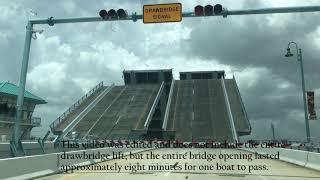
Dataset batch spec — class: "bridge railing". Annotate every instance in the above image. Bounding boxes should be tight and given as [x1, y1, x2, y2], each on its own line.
[144, 81, 165, 129]
[233, 75, 252, 132]
[221, 77, 238, 142]
[49, 81, 104, 131]
[244, 138, 320, 152]
[162, 79, 175, 130]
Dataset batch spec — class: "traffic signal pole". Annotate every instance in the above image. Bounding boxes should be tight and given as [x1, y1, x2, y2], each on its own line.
[12, 5, 320, 155]
[30, 5, 320, 25]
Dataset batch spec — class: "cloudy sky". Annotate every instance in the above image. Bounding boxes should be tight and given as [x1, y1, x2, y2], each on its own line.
[0, 0, 319, 142]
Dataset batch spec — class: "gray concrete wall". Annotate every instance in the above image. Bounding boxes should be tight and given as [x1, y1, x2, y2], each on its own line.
[0, 142, 59, 159]
[0, 145, 147, 179]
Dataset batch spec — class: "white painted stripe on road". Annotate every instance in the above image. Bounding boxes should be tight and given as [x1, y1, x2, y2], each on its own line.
[59, 84, 115, 140]
[115, 115, 122, 125]
[192, 112, 194, 121]
[84, 86, 127, 138]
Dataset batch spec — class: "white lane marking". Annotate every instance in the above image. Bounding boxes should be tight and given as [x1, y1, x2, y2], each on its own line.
[192, 112, 194, 121]
[84, 86, 127, 138]
[129, 95, 135, 103]
[115, 115, 122, 125]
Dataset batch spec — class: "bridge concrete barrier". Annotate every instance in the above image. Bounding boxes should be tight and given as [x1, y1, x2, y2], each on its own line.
[0, 141, 118, 159]
[0, 151, 58, 180]
[0, 142, 59, 159]
[306, 151, 320, 170]
[240, 147, 320, 171]
[278, 148, 309, 167]
[0, 146, 150, 180]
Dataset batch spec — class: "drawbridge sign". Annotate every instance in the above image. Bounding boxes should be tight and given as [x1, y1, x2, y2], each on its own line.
[143, 3, 182, 23]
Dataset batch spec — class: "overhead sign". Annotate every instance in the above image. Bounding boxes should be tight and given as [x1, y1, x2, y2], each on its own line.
[143, 3, 182, 23]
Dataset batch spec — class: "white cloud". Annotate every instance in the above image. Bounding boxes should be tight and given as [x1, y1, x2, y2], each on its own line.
[0, 33, 9, 47]
[234, 67, 268, 89]
[78, 41, 142, 72]
[72, 77, 100, 93]
[277, 81, 291, 89]
[146, 25, 191, 46]
[27, 61, 67, 93]
[262, 0, 320, 7]
[62, 1, 76, 15]
[308, 26, 320, 49]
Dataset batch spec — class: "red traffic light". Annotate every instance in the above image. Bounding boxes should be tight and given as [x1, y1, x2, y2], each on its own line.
[204, 5, 213, 16]
[99, 9, 108, 19]
[214, 4, 223, 14]
[117, 9, 127, 19]
[195, 5, 204, 16]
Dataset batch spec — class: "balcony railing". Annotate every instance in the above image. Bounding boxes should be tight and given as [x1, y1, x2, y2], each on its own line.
[0, 115, 15, 122]
[0, 115, 41, 126]
[31, 117, 41, 125]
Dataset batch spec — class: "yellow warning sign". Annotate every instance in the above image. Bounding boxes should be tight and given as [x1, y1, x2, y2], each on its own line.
[143, 3, 182, 23]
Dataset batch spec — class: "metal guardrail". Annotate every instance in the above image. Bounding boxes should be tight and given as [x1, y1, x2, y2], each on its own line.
[60, 84, 115, 140]
[162, 79, 175, 130]
[144, 82, 165, 129]
[248, 138, 320, 152]
[221, 77, 238, 142]
[49, 81, 104, 130]
[0, 116, 41, 126]
[0, 116, 15, 122]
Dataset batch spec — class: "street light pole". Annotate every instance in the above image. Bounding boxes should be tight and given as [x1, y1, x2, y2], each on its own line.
[298, 48, 311, 144]
[285, 42, 311, 143]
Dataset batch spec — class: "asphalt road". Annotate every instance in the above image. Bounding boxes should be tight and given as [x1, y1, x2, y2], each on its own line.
[37, 148, 320, 180]
[70, 84, 159, 139]
[167, 79, 233, 142]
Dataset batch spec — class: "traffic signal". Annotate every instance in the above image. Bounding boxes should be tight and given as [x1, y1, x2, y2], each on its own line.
[108, 9, 117, 19]
[214, 4, 223, 14]
[99, 8, 128, 20]
[204, 5, 213, 16]
[99, 9, 108, 19]
[117, 9, 128, 19]
[194, 4, 225, 16]
[194, 5, 204, 16]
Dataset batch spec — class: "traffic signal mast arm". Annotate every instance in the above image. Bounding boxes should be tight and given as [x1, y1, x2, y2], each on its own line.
[30, 5, 320, 25]
[11, 4, 320, 156]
